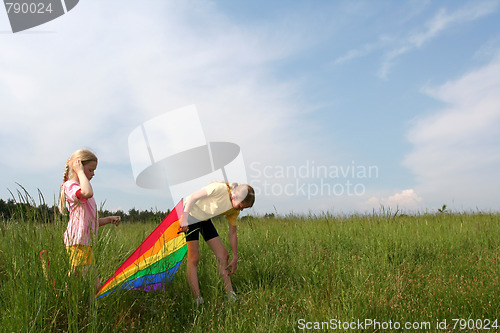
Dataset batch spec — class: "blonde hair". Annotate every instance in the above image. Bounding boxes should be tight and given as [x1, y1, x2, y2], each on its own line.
[58, 149, 98, 214]
[239, 184, 255, 208]
[228, 182, 255, 208]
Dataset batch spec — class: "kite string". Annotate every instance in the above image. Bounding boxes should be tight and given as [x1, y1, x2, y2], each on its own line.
[39, 250, 56, 291]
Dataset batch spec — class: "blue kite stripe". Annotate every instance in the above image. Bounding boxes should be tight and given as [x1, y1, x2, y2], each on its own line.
[95, 261, 182, 299]
[121, 261, 182, 290]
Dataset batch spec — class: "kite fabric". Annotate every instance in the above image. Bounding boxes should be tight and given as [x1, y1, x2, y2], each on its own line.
[96, 200, 187, 299]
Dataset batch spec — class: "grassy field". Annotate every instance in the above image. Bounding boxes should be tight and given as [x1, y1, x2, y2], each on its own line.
[0, 207, 498, 332]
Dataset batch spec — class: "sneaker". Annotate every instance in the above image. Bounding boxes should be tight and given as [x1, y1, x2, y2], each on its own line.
[193, 297, 204, 307]
[227, 291, 239, 302]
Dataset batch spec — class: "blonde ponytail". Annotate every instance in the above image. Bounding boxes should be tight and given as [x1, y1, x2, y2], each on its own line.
[58, 162, 70, 214]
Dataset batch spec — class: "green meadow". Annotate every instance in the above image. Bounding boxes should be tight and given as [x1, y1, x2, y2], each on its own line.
[0, 200, 498, 332]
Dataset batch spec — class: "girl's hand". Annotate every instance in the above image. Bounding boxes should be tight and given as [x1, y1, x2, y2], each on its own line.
[111, 216, 121, 226]
[226, 256, 238, 275]
[178, 213, 188, 233]
[71, 159, 85, 174]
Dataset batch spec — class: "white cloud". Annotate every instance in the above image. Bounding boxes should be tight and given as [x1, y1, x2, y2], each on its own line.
[363, 189, 424, 212]
[413, 0, 498, 47]
[333, 40, 381, 66]
[404, 53, 500, 210]
[379, 0, 499, 78]
[0, 0, 327, 210]
[331, 1, 499, 79]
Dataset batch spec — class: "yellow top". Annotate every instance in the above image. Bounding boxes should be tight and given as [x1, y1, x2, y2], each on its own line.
[188, 182, 240, 226]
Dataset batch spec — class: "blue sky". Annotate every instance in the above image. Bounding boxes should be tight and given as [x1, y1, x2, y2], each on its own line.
[1, 0, 500, 215]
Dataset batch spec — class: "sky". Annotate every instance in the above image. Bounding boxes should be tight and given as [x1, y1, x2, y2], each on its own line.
[1, 0, 500, 215]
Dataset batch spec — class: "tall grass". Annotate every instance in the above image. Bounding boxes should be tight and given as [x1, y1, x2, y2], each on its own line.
[0, 202, 498, 332]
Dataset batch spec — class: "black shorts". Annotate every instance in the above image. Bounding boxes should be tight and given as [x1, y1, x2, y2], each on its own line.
[185, 219, 219, 242]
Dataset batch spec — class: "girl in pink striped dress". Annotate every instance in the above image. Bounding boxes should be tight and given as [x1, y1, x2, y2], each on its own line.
[59, 149, 121, 278]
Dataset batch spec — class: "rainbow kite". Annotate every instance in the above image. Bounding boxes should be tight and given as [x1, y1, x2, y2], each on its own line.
[96, 200, 187, 299]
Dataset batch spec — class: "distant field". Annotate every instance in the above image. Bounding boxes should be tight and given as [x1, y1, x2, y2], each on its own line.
[0, 210, 498, 332]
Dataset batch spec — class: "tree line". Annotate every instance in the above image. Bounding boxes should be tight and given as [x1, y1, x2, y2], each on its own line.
[0, 198, 170, 224]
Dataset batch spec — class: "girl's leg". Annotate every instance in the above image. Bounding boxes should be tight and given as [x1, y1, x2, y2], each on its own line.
[206, 236, 233, 294]
[186, 240, 201, 299]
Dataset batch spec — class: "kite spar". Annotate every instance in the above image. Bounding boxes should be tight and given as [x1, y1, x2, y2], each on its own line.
[96, 200, 187, 299]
